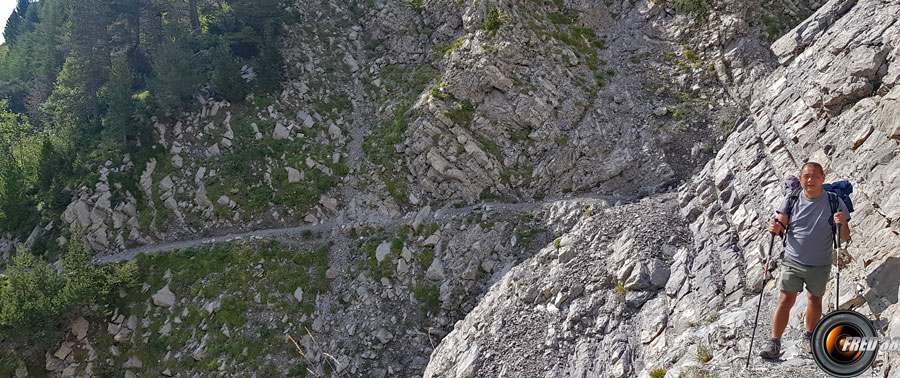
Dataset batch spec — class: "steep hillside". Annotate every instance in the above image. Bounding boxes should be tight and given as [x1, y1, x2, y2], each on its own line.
[2, 0, 879, 376]
[424, 0, 900, 377]
[7, 0, 760, 257]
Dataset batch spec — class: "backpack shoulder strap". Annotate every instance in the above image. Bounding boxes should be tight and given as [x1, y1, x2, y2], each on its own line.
[785, 189, 801, 219]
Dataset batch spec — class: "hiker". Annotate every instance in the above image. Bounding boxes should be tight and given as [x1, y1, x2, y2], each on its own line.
[759, 162, 851, 359]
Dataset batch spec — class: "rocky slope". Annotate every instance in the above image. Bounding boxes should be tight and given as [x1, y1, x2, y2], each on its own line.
[39, 0, 759, 256]
[10, 0, 896, 376]
[424, 0, 900, 376]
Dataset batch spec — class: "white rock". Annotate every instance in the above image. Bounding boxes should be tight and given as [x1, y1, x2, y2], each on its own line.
[159, 175, 175, 193]
[375, 328, 393, 344]
[72, 317, 89, 340]
[401, 247, 413, 261]
[152, 285, 176, 307]
[54, 343, 73, 360]
[423, 234, 440, 246]
[206, 143, 221, 157]
[329, 123, 343, 139]
[293, 287, 304, 302]
[375, 241, 392, 262]
[425, 259, 445, 281]
[204, 300, 221, 314]
[286, 167, 302, 183]
[123, 356, 142, 369]
[320, 196, 338, 211]
[273, 123, 290, 140]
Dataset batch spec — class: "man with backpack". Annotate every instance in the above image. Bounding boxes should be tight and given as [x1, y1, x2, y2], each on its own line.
[759, 162, 852, 360]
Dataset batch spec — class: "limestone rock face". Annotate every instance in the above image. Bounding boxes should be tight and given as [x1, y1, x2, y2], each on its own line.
[38, 0, 900, 377]
[425, 1, 900, 377]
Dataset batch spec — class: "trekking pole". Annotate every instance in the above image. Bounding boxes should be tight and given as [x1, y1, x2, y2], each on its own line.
[747, 229, 778, 369]
[834, 222, 841, 311]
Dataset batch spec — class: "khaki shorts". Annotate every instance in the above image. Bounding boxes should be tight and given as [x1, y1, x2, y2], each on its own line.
[777, 258, 832, 297]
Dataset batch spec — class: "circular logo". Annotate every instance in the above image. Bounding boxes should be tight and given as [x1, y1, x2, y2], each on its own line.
[811, 310, 877, 377]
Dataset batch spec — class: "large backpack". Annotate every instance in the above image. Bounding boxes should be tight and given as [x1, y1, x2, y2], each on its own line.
[778, 175, 854, 262]
[781, 176, 854, 226]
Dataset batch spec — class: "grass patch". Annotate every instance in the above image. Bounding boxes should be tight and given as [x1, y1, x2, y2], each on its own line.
[444, 101, 476, 127]
[404, 0, 425, 11]
[674, 0, 711, 21]
[474, 135, 502, 161]
[355, 240, 397, 280]
[510, 129, 531, 143]
[412, 284, 440, 313]
[548, 12, 573, 24]
[697, 343, 713, 363]
[418, 247, 435, 271]
[439, 36, 465, 57]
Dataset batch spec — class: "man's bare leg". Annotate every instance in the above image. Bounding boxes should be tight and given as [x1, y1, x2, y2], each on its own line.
[772, 291, 798, 338]
[806, 292, 823, 333]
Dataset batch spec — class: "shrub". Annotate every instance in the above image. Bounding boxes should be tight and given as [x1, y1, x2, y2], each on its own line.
[444, 101, 475, 127]
[0, 240, 135, 347]
[484, 5, 504, 34]
[412, 284, 440, 313]
[650, 369, 667, 378]
[405, 0, 425, 11]
[696, 344, 713, 363]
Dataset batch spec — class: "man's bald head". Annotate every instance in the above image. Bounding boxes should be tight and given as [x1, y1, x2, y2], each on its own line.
[801, 162, 825, 177]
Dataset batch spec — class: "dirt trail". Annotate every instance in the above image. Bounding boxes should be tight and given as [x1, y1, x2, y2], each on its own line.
[92, 193, 626, 264]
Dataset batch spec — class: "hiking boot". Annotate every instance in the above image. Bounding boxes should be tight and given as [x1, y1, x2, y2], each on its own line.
[760, 337, 782, 360]
[802, 331, 813, 354]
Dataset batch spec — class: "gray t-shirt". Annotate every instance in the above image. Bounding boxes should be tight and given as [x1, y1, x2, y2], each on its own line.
[777, 191, 851, 267]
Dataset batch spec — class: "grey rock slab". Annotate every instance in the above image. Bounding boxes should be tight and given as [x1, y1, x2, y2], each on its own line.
[152, 285, 176, 307]
[375, 241, 392, 262]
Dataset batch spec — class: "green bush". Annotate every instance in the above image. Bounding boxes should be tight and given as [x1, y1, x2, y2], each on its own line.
[412, 284, 440, 313]
[484, 5, 504, 34]
[650, 369, 667, 378]
[210, 38, 250, 102]
[444, 101, 475, 127]
[405, 0, 425, 11]
[0, 240, 135, 347]
[674, 0, 711, 20]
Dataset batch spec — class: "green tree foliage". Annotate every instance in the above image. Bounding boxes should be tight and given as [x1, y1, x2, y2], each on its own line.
[148, 26, 202, 113]
[2, 0, 31, 45]
[0, 240, 135, 345]
[0, 0, 287, 240]
[254, 31, 285, 92]
[484, 5, 504, 34]
[0, 102, 39, 236]
[101, 54, 137, 146]
[209, 38, 248, 102]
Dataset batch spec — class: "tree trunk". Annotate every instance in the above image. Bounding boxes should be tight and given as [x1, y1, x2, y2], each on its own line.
[189, 0, 201, 34]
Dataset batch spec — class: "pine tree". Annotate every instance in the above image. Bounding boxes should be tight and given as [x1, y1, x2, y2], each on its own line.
[148, 27, 201, 113]
[101, 54, 136, 146]
[210, 38, 248, 102]
[2, 0, 31, 45]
